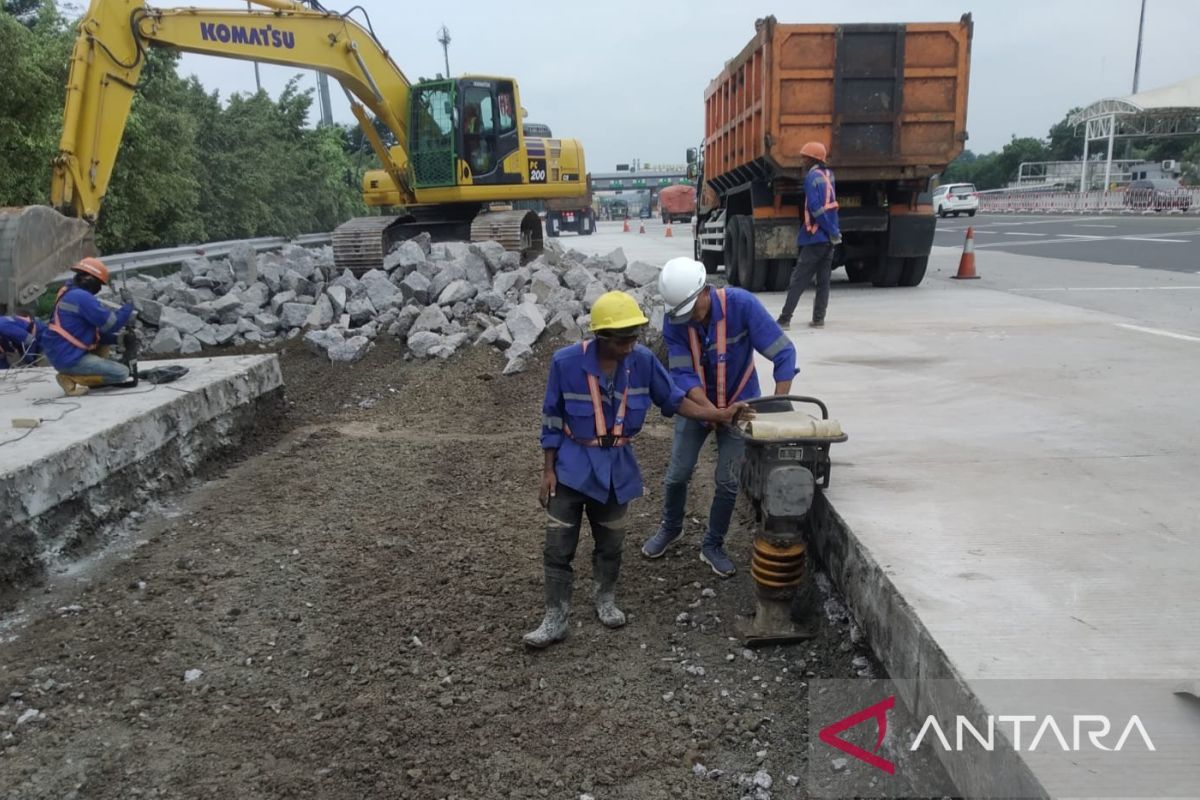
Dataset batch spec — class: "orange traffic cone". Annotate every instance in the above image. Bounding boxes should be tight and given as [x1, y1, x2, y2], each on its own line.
[623, 219, 630, 233]
[665, 223, 673, 238]
[952, 227, 979, 279]
[639, 222, 646, 234]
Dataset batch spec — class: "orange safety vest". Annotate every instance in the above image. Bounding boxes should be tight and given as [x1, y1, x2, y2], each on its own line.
[687, 288, 756, 409]
[803, 167, 839, 235]
[563, 339, 633, 448]
[48, 286, 100, 352]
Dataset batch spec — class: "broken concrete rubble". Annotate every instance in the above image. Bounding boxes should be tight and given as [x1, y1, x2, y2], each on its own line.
[133, 238, 665, 375]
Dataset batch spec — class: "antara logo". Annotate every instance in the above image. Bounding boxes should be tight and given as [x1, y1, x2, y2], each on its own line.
[820, 694, 1157, 775]
[912, 714, 1157, 753]
[199, 22, 295, 49]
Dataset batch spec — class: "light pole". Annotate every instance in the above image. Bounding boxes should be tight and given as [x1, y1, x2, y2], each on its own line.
[437, 25, 451, 79]
[1132, 0, 1147, 94]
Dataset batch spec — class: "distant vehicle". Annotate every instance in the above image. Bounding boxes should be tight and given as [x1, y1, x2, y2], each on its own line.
[659, 184, 696, 224]
[638, 206, 652, 219]
[933, 183, 979, 217]
[1124, 179, 1192, 212]
[544, 182, 595, 237]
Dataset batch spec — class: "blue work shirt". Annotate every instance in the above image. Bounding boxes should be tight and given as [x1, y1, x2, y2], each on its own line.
[541, 340, 686, 505]
[42, 286, 134, 369]
[0, 315, 45, 368]
[796, 165, 841, 247]
[664, 286, 797, 404]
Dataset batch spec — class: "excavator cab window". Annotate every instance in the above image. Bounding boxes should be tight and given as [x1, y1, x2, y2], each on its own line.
[457, 79, 521, 186]
[410, 81, 458, 188]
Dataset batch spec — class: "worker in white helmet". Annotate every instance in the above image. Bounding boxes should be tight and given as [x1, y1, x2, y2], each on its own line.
[641, 257, 798, 577]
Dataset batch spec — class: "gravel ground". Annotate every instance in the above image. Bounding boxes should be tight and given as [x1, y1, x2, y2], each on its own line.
[0, 337, 942, 800]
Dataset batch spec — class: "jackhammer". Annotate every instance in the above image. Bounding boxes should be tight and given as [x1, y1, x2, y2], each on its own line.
[733, 395, 848, 646]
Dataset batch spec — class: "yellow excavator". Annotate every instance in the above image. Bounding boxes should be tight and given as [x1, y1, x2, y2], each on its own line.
[0, 0, 588, 312]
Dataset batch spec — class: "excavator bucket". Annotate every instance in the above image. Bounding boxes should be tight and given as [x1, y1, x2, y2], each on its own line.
[0, 206, 95, 313]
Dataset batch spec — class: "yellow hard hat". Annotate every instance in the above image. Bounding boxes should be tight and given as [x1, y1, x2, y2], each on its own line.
[590, 291, 650, 334]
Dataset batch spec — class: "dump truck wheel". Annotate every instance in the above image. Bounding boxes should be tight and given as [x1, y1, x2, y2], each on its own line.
[899, 256, 928, 287]
[768, 258, 791, 292]
[724, 216, 742, 286]
[872, 256, 904, 287]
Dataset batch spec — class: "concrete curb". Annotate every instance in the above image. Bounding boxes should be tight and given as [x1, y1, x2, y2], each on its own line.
[807, 493, 1048, 798]
[0, 357, 283, 600]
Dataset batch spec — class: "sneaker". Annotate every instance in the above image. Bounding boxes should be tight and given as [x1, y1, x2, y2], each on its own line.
[809, 320, 825, 328]
[641, 526, 684, 558]
[700, 545, 736, 578]
[775, 316, 791, 330]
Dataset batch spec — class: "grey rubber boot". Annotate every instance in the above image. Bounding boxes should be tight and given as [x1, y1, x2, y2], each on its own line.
[594, 580, 626, 628]
[522, 578, 571, 649]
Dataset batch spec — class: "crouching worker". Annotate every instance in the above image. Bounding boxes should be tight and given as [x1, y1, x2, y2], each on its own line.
[524, 291, 751, 649]
[0, 313, 46, 368]
[43, 258, 136, 396]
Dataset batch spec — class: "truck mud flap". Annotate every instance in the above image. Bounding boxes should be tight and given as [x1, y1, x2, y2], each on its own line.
[750, 219, 801, 260]
[887, 214, 936, 258]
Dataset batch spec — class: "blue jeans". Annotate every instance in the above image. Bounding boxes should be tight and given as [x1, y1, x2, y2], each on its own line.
[659, 417, 746, 548]
[58, 353, 130, 385]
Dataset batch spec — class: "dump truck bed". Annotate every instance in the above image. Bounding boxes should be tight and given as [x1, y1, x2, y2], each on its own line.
[703, 16, 972, 186]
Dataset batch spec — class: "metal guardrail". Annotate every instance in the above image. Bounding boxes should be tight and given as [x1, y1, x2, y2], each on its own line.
[979, 188, 1199, 215]
[55, 232, 333, 282]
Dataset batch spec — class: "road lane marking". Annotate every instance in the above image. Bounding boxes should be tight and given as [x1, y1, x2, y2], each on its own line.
[1076, 224, 1118, 228]
[1116, 323, 1200, 343]
[1120, 237, 1189, 243]
[1004, 232, 1046, 236]
[1015, 286, 1200, 291]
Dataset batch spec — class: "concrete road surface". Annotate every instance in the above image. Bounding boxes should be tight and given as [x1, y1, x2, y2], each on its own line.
[934, 213, 1200, 273]
[571, 221, 1200, 797]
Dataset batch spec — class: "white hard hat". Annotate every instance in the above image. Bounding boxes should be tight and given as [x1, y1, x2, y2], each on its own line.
[658, 257, 708, 323]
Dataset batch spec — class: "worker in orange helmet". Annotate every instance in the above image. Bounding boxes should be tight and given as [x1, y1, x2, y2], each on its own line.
[42, 257, 137, 396]
[777, 141, 841, 329]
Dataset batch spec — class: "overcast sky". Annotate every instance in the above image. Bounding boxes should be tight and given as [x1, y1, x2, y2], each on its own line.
[175, 0, 1197, 171]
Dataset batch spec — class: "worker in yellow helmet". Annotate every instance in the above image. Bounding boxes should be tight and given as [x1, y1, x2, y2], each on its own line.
[525, 291, 752, 648]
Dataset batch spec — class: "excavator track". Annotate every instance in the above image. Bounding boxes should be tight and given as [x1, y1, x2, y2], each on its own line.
[332, 208, 544, 275]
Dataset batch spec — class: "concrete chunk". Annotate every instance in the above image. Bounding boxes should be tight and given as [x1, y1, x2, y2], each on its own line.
[530, 268, 562, 303]
[493, 268, 529, 297]
[472, 241, 507, 273]
[132, 296, 163, 327]
[383, 239, 427, 276]
[149, 327, 182, 354]
[229, 242, 259, 285]
[326, 285, 348, 316]
[159, 307, 206, 336]
[563, 264, 593, 295]
[360, 269, 399, 310]
[306, 294, 335, 328]
[346, 296, 376, 327]
[193, 325, 218, 347]
[269, 290, 297, 314]
[430, 264, 467, 300]
[180, 334, 202, 355]
[624, 260, 661, 287]
[582, 281, 607, 311]
[239, 282, 271, 309]
[304, 327, 343, 357]
[505, 303, 546, 347]
[438, 279, 477, 306]
[502, 343, 534, 375]
[406, 330, 441, 358]
[213, 323, 238, 345]
[327, 335, 372, 363]
[252, 312, 279, 332]
[279, 303, 313, 330]
[411, 304, 450, 335]
[392, 305, 422, 340]
[603, 247, 628, 272]
[400, 271, 432, 305]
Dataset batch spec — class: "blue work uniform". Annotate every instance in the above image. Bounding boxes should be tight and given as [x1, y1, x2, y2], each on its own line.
[0, 315, 45, 368]
[42, 286, 134, 370]
[541, 340, 686, 506]
[796, 165, 841, 247]
[663, 286, 797, 405]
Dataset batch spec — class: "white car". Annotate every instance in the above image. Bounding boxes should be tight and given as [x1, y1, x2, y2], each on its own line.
[933, 183, 979, 217]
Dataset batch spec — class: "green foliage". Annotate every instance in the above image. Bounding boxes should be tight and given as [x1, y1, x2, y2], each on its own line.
[0, 3, 71, 206]
[0, 1, 367, 254]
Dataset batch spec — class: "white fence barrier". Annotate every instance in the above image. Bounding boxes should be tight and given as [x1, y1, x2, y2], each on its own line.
[979, 188, 1199, 215]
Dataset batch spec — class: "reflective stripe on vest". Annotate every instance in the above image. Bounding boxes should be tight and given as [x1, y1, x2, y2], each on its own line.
[804, 167, 839, 235]
[687, 288, 756, 409]
[49, 286, 99, 352]
[563, 339, 633, 448]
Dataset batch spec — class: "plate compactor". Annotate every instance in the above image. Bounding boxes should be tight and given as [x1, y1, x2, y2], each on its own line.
[733, 395, 848, 646]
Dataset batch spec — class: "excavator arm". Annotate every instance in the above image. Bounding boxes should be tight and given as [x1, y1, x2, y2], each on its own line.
[53, 0, 417, 221]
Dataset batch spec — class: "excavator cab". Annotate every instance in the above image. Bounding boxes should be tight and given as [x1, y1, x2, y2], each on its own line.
[409, 77, 521, 188]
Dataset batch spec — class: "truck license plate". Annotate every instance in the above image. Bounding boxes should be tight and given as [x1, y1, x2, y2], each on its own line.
[839, 196, 861, 208]
[565, 213, 575, 221]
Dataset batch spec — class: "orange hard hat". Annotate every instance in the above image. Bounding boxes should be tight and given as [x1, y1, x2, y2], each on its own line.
[71, 257, 110, 284]
[800, 141, 828, 161]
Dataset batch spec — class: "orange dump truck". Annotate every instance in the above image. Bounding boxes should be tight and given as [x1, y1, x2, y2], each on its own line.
[659, 184, 697, 224]
[694, 15, 972, 289]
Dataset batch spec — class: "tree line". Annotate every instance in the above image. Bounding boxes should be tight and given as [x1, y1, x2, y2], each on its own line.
[941, 109, 1200, 189]
[0, 0, 372, 254]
